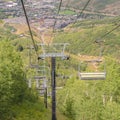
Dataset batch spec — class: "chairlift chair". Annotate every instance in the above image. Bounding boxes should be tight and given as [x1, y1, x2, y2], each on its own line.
[78, 57, 106, 80]
[78, 42, 106, 80]
[34, 76, 46, 79]
[79, 72, 106, 80]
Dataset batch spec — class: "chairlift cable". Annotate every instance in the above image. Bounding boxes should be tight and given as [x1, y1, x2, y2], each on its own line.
[20, 0, 38, 57]
[52, 0, 63, 33]
[77, 0, 92, 19]
[52, 0, 72, 43]
[71, 0, 92, 26]
[51, 0, 91, 42]
[65, 0, 92, 33]
[93, 20, 120, 68]
[95, 23, 120, 43]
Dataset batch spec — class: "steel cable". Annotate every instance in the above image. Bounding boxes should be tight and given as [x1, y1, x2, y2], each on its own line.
[20, 0, 38, 57]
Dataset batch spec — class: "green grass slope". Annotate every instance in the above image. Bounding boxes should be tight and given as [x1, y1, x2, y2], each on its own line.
[54, 17, 120, 59]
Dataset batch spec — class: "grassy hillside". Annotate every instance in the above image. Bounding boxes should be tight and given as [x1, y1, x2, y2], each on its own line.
[54, 17, 120, 59]
[93, 0, 119, 9]
[62, 0, 120, 14]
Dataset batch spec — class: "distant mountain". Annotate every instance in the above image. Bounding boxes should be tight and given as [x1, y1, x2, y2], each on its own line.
[62, 0, 120, 15]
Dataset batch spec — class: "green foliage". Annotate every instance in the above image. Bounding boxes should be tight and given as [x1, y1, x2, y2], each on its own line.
[101, 102, 120, 120]
[64, 96, 76, 120]
[12, 100, 49, 120]
[17, 44, 24, 52]
[59, 9, 76, 15]
[57, 57, 120, 120]
[0, 40, 28, 119]
[0, 26, 18, 41]
[4, 23, 17, 32]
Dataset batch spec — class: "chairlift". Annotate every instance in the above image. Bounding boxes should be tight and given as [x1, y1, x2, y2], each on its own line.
[38, 43, 69, 59]
[78, 59, 106, 80]
[34, 76, 46, 80]
[79, 72, 106, 80]
[78, 46, 106, 80]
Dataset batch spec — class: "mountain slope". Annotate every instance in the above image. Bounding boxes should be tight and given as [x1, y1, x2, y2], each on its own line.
[62, 0, 120, 15]
[54, 17, 120, 59]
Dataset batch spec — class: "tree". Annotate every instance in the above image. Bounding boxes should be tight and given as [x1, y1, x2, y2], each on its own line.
[0, 40, 27, 120]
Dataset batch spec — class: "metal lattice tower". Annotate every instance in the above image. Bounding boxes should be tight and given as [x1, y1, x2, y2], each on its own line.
[38, 43, 69, 120]
[27, 45, 50, 108]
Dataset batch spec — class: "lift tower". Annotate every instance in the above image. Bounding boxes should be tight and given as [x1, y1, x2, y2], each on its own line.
[38, 43, 69, 120]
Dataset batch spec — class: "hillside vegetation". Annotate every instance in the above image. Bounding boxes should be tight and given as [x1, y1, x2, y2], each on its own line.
[62, 0, 120, 15]
[55, 17, 120, 120]
[54, 17, 120, 59]
[0, 15, 120, 120]
[57, 57, 120, 120]
[0, 22, 68, 120]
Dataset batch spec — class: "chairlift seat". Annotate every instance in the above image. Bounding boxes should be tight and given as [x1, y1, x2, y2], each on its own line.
[34, 76, 46, 79]
[36, 88, 45, 90]
[79, 72, 106, 80]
